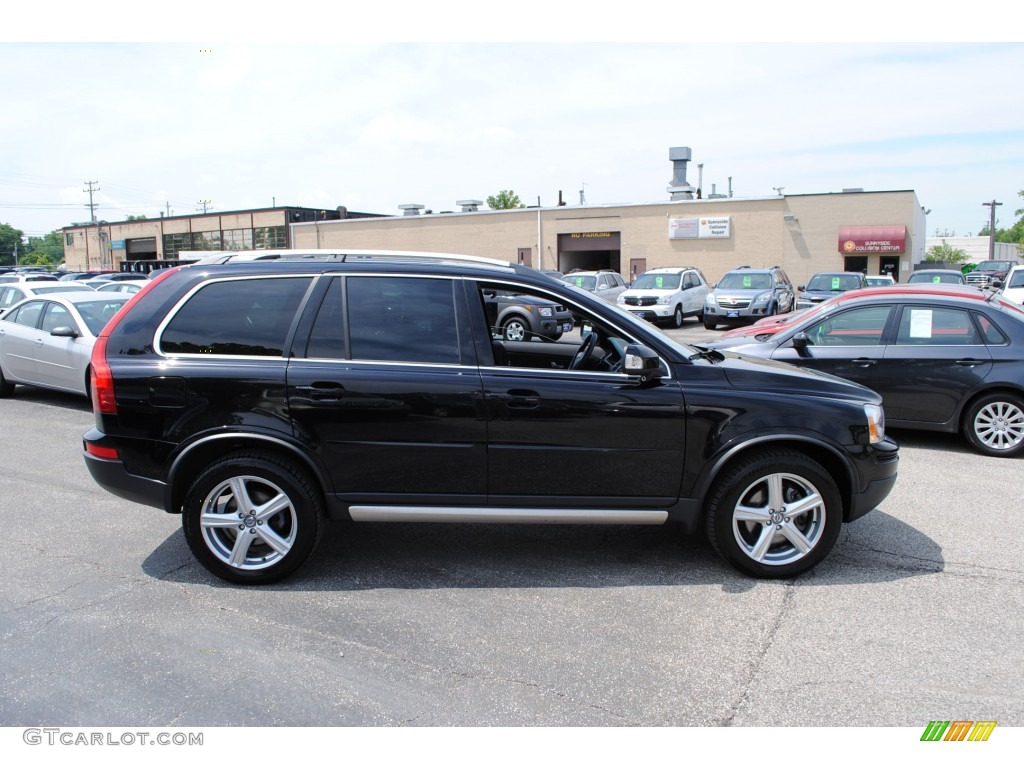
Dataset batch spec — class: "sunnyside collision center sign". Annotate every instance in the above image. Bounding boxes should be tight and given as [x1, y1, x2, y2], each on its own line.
[838, 225, 907, 253]
[669, 217, 731, 240]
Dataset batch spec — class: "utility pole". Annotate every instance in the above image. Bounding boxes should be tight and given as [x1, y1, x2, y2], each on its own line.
[83, 180, 100, 223]
[983, 199, 1002, 259]
[198, 199, 212, 214]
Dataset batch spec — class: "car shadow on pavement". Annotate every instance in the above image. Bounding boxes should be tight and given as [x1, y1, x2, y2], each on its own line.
[141, 509, 942, 592]
[3, 387, 91, 412]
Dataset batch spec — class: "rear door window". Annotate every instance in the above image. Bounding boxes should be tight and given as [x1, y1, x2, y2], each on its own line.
[160, 276, 312, 356]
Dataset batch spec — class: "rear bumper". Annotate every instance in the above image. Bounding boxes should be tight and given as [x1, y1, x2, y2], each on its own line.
[82, 434, 166, 511]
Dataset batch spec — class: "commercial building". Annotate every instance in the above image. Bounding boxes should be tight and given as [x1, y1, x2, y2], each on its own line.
[922, 235, 1020, 265]
[293, 187, 926, 285]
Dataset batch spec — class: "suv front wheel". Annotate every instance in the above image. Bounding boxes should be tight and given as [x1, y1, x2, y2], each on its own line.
[705, 450, 842, 578]
[182, 451, 324, 584]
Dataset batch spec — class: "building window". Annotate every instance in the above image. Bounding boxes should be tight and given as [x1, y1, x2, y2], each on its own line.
[65, 233, 74, 246]
[192, 231, 222, 251]
[162, 233, 194, 259]
[253, 226, 286, 249]
[222, 229, 254, 250]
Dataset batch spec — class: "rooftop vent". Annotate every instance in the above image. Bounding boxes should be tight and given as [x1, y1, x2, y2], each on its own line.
[667, 146, 696, 201]
[457, 199, 482, 212]
[398, 204, 425, 216]
[842, 188, 864, 194]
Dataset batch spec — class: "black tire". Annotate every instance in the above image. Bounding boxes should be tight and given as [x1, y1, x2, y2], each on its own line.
[671, 305, 684, 328]
[0, 365, 14, 397]
[705, 450, 842, 578]
[181, 451, 324, 584]
[766, 301, 777, 317]
[703, 316, 717, 330]
[502, 315, 529, 342]
[962, 392, 1024, 457]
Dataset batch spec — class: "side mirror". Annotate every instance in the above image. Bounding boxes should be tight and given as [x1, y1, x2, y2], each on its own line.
[622, 344, 662, 381]
[991, 279, 1003, 289]
[797, 285, 805, 291]
[792, 332, 811, 357]
[50, 326, 79, 338]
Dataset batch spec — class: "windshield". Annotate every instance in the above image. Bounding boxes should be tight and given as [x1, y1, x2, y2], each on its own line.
[1008, 271, 1024, 289]
[562, 275, 596, 290]
[805, 274, 862, 292]
[908, 272, 963, 284]
[73, 298, 130, 335]
[32, 284, 94, 294]
[977, 261, 1014, 272]
[717, 272, 772, 290]
[631, 273, 682, 290]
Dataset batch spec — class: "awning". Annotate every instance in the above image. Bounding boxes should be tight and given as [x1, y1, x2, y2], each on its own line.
[838, 225, 907, 253]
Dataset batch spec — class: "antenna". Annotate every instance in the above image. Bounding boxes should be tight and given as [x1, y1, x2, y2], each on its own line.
[579, 183, 586, 205]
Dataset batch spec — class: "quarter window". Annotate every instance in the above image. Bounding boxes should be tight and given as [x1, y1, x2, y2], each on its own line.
[160, 277, 312, 356]
[7, 300, 45, 328]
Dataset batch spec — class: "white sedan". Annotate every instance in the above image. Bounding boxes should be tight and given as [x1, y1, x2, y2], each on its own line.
[0, 292, 130, 398]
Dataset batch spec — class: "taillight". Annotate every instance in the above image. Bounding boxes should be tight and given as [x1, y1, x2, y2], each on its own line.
[90, 266, 183, 416]
[91, 335, 116, 414]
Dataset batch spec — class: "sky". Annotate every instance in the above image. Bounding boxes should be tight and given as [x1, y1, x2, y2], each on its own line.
[2, 6, 1023, 242]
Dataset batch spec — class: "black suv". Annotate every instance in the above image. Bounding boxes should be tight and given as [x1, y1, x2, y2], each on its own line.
[83, 251, 898, 584]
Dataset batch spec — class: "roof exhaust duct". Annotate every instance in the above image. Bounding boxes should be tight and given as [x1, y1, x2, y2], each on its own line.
[667, 146, 696, 200]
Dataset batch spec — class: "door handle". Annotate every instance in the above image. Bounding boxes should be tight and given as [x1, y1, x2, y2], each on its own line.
[295, 383, 345, 400]
[506, 389, 540, 409]
[955, 359, 984, 367]
[851, 358, 877, 367]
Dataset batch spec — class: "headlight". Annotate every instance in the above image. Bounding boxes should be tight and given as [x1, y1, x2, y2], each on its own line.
[705, 292, 716, 304]
[657, 295, 671, 305]
[754, 292, 772, 304]
[616, 295, 627, 304]
[864, 403, 885, 444]
[538, 307, 553, 317]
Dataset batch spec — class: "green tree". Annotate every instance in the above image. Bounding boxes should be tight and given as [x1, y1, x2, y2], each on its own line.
[924, 241, 969, 263]
[486, 190, 524, 210]
[126, 214, 148, 221]
[23, 231, 65, 266]
[0, 222, 26, 266]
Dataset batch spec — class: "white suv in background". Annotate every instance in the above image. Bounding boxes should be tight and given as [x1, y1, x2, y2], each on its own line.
[1002, 265, 1024, 305]
[617, 267, 710, 327]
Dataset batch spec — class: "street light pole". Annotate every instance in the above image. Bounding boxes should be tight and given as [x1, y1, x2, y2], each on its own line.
[983, 199, 1002, 260]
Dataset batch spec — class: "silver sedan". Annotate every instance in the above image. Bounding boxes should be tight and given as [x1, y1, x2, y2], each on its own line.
[0, 292, 130, 398]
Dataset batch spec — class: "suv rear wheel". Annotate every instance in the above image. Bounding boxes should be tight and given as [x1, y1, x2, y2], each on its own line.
[705, 450, 842, 578]
[181, 451, 324, 584]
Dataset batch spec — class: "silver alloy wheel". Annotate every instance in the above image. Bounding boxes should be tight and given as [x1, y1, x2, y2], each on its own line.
[731, 471, 827, 566]
[972, 399, 1024, 452]
[503, 318, 527, 341]
[199, 475, 298, 571]
[673, 306, 683, 327]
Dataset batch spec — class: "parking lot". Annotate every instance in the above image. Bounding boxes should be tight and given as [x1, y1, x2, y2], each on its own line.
[1, 318, 1022, 728]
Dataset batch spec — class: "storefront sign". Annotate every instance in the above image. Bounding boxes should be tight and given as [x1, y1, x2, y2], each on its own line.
[838, 226, 907, 253]
[699, 217, 730, 238]
[669, 217, 731, 240]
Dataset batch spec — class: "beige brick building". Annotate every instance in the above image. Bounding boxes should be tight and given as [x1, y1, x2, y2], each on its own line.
[292, 189, 926, 286]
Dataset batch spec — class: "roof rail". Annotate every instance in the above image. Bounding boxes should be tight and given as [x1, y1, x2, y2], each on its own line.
[339, 250, 513, 268]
